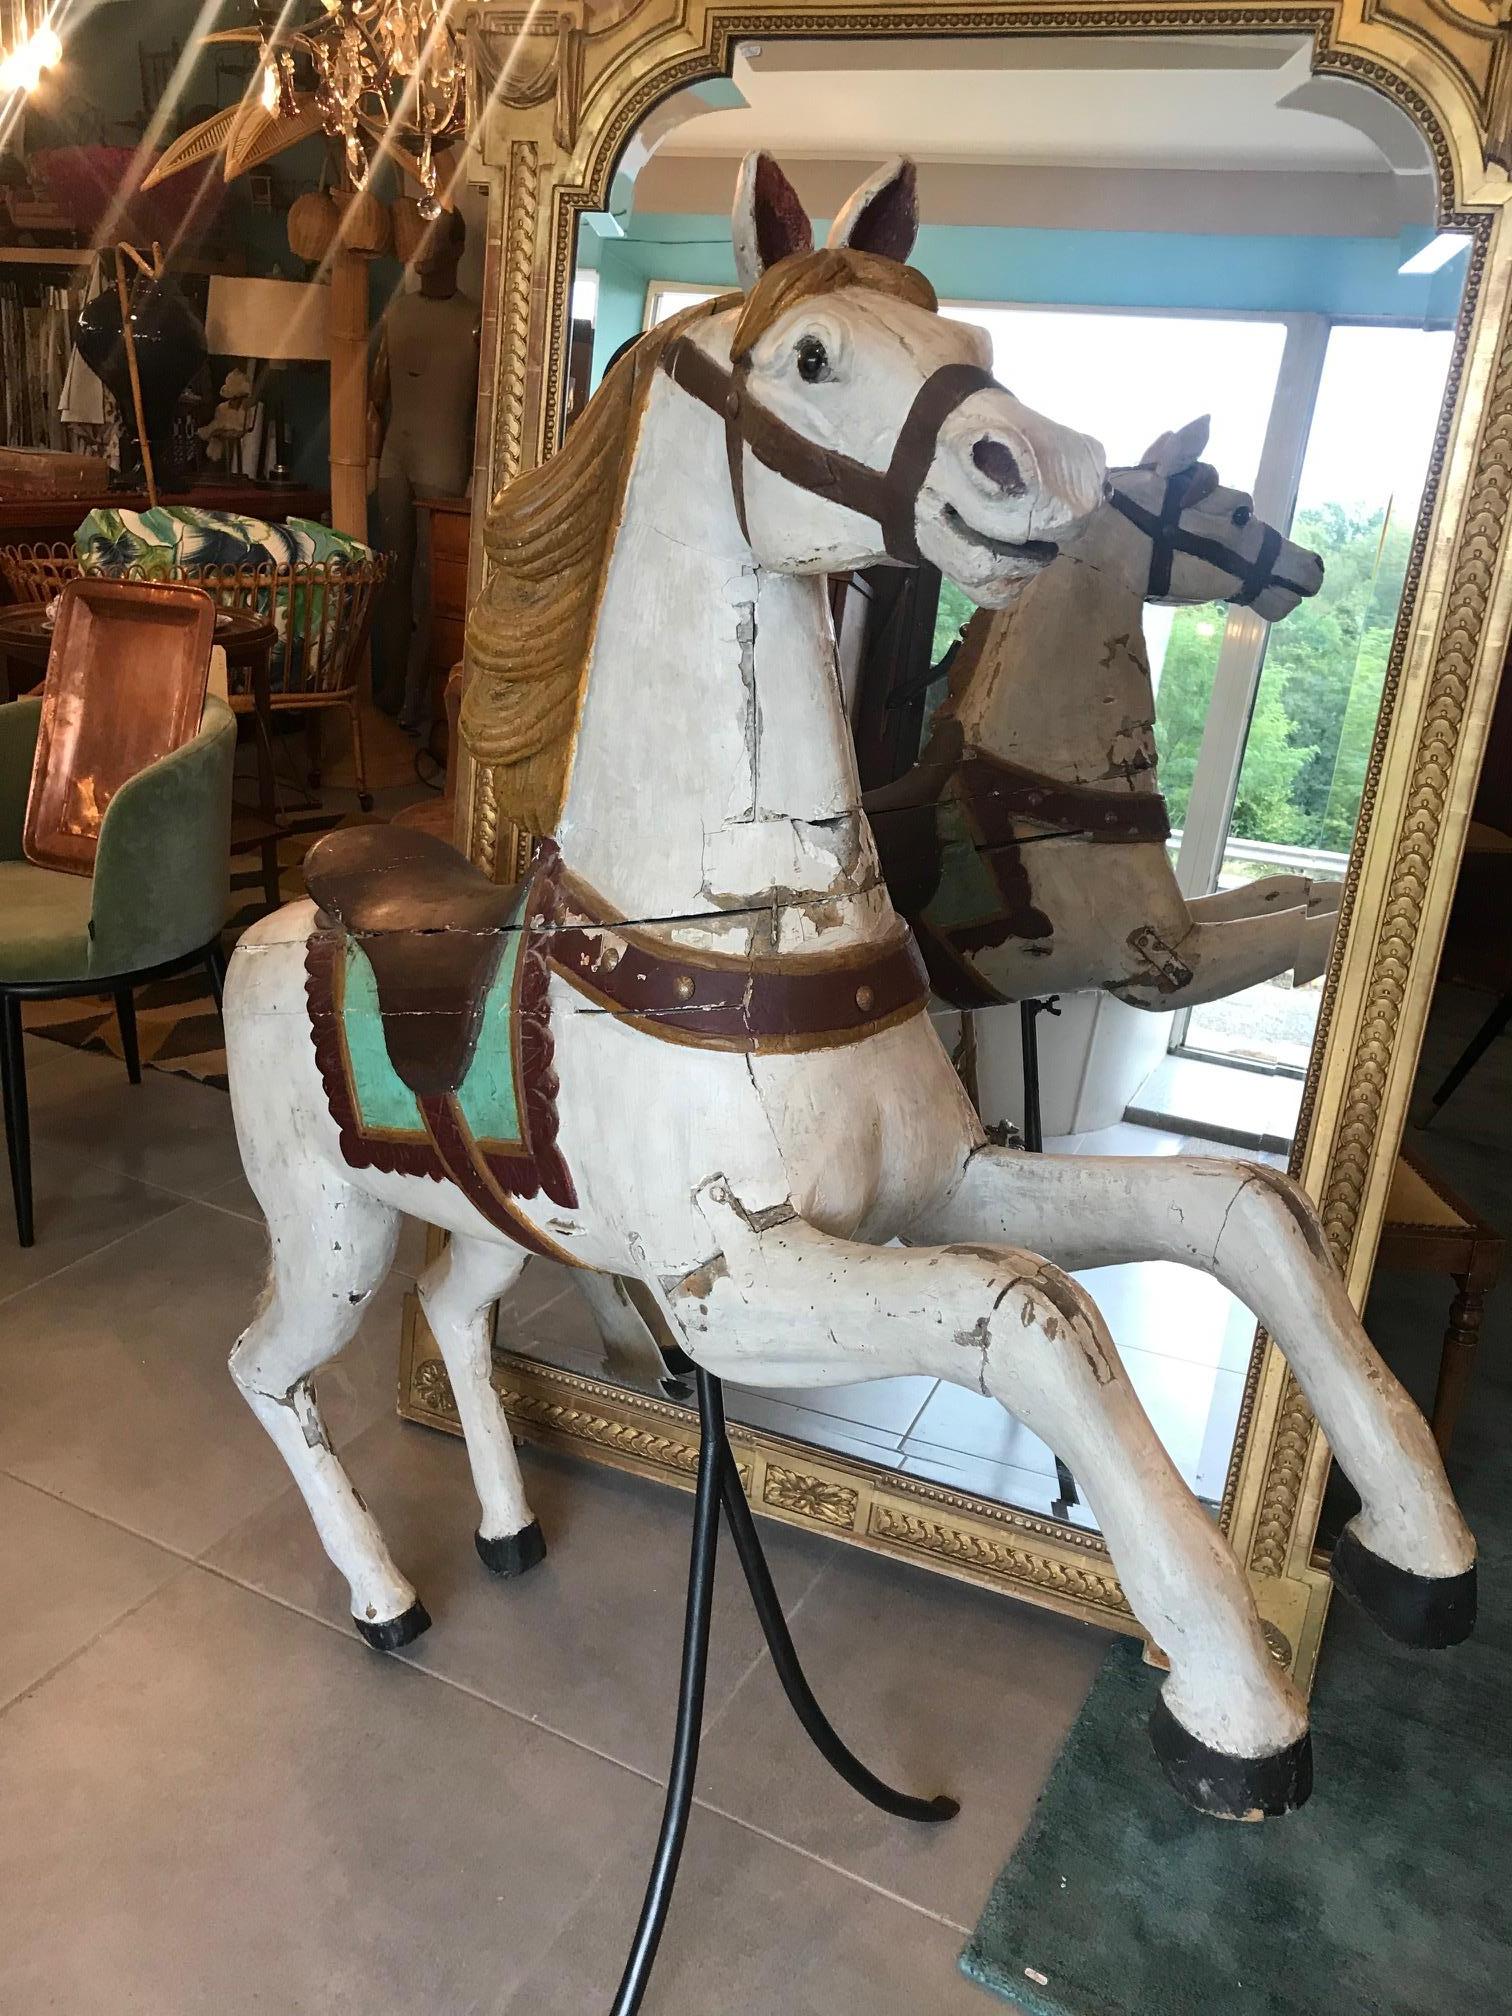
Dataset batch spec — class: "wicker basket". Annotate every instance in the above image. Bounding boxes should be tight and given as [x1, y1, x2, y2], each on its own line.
[0, 541, 80, 606]
[0, 544, 388, 806]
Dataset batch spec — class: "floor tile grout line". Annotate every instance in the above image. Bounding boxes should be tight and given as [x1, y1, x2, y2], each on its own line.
[0, 1470, 206, 1566]
[686, 1794, 974, 1936]
[190, 1553, 673, 1790]
[0, 1187, 206, 1312]
[0, 1556, 200, 1723]
[5, 1486, 977, 1944]
[698, 1551, 832, 1744]
[899, 1379, 943, 1443]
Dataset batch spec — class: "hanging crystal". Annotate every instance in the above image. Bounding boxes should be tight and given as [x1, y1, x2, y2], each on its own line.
[254, 1, 466, 198]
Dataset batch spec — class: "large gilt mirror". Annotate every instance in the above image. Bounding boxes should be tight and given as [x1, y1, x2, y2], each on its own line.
[401, 1, 1512, 1689]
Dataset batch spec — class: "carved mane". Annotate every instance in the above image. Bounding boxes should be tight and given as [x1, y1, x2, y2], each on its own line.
[461, 293, 738, 835]
[461, 250, 938, 838]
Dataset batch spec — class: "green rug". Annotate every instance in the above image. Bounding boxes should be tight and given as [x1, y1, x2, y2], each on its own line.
[962, 1159, 1512, 2015]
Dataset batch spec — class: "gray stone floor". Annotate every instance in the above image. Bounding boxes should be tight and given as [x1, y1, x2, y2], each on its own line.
[0, 1034, 1111, 2014]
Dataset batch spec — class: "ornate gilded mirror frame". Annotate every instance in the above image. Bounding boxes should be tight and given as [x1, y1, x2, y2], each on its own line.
[399, 0, 1512, 1687]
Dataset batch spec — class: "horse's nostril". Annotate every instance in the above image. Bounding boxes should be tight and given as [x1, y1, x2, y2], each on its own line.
[973, 437, 1025, 497]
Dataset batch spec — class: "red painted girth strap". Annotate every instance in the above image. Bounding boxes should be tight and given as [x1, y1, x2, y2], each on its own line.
[660, 334, 998, 565]
[539, 868, 930, 1052]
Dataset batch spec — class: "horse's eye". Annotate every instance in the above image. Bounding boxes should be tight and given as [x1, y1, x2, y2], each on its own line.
[1232, 505, 1253, 528]
[795, 336, 830, 384]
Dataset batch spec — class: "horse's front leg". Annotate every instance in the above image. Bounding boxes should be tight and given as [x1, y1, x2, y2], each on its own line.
[912, 1146, 1477, 1644]
[672, 1181, 1310, 1819]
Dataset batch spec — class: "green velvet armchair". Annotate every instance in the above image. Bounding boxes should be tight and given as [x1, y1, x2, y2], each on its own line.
[0, 695, 236, 1245]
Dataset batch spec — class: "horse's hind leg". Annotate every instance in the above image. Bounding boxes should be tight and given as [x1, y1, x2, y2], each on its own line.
[1191, 874, 1334, 924]
[675, 1184, 1309, 1819]
[1113, 902, 1335, 1008]
[417, 1233, 546, 1576]
[229, 1175, 423, 1648]
[918, 1146, 1476, 1647]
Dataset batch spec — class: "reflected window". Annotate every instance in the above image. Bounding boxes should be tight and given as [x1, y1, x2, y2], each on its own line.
[939, 305, 1285, 688]
[644, 281, 722, 327]
[1183, 324, 1456, 1067]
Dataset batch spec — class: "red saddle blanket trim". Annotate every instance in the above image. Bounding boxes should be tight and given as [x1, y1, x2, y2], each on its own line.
[304, 847, 577, 1259]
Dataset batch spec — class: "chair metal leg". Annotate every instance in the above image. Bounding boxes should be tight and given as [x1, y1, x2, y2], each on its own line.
[0, 993, 34, 1247]
[205, 943, 228, 1013]
[260, 836, 282, 916]
[717, 1442, 958, 1823]
[347, 697, 373, 813]
[1428, 989, 1512, 1118]
[114, 986, 142, 1085]
[610, 1367, 724, 2016]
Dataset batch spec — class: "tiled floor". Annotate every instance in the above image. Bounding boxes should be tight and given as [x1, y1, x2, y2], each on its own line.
[0, 1033, 1113, 2013]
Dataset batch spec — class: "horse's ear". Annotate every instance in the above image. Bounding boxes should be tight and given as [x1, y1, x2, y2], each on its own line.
[1138, 414, 1211, 476]
[732, 151, 813, 293]
[826, 156, 919, 264]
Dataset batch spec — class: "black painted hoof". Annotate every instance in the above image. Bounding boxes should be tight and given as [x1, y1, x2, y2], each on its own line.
[1150, 1695, 1313, 1820]
[354, 1599, 432, 1652]
[1330, 1524, 1476, 1649]
[475, 1520, 547, 1579]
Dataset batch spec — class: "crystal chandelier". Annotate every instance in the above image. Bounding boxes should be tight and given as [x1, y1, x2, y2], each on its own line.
[158, 1, 464, 216]
[254, 0, 464, 211]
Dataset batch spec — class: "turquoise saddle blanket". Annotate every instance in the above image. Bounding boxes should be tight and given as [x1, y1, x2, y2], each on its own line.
[303, 899, 576, 1258]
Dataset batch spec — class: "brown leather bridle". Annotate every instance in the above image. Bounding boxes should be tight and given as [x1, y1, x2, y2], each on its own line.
[659, 332, 1001, 565]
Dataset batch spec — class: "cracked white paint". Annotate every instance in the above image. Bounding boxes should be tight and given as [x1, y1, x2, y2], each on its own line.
[222, 156, 1473, 1788]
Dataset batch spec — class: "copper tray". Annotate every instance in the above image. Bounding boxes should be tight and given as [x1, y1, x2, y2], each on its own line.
[24, 578, 215, 876]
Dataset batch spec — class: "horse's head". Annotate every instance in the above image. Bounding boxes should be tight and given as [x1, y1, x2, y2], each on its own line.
[1101, 416, 1325, 621]
[668, 153, 1105, 606]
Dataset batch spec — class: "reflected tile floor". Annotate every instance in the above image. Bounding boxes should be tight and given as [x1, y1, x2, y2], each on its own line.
[720, 1119, 1262, 1531]
[0, 1032, 1111, 2012]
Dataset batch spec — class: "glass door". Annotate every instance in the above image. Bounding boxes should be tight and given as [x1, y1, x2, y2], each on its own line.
[1178, 322, 1458, 1067]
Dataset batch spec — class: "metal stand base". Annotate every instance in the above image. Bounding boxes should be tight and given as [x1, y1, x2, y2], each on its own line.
[1018, 999, 1081, 1517]
[610, 1368, 958, 2016]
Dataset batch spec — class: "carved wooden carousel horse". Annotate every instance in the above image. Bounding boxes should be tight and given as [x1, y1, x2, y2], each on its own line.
[867, 415, 1340, 1011]
[224, 158, 1473, 1878]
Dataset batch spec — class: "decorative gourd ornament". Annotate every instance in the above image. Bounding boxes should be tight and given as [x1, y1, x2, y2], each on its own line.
[334, 186, 392, 257]
[287, 190, 339, 263]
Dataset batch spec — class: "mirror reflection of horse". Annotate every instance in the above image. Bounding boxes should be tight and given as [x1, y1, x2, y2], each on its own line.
[223, 154, 1474, 1824]
[868, 416, 1338, 1011]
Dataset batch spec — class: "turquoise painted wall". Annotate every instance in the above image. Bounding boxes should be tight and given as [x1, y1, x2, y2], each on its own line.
[581, 212, 1468, 388]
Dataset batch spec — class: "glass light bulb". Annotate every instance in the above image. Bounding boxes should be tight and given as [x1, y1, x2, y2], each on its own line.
[260, 59, 279, 111]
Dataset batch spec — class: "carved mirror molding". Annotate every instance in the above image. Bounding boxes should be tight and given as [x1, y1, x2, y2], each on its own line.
[399, 0, 1512, 1686]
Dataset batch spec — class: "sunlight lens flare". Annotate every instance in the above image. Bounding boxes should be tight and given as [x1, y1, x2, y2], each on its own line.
[0, 18, 62, 94]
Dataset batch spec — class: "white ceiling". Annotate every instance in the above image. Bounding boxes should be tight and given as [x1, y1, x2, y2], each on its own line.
[656, 36, 1425, 177]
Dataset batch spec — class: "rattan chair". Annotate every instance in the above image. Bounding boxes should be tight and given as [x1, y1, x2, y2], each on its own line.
[0, 541, 77, 606]
[0, 543, 388, 810]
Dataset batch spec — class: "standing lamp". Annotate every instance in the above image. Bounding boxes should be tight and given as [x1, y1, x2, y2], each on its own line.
[204, 276, 332, 479]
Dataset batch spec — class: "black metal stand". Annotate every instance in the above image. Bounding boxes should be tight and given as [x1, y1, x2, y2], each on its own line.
[1017, 996, 1060, 1154]
[1017, 998, 1080, 1516]
[610, 1368, 957, 2016]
